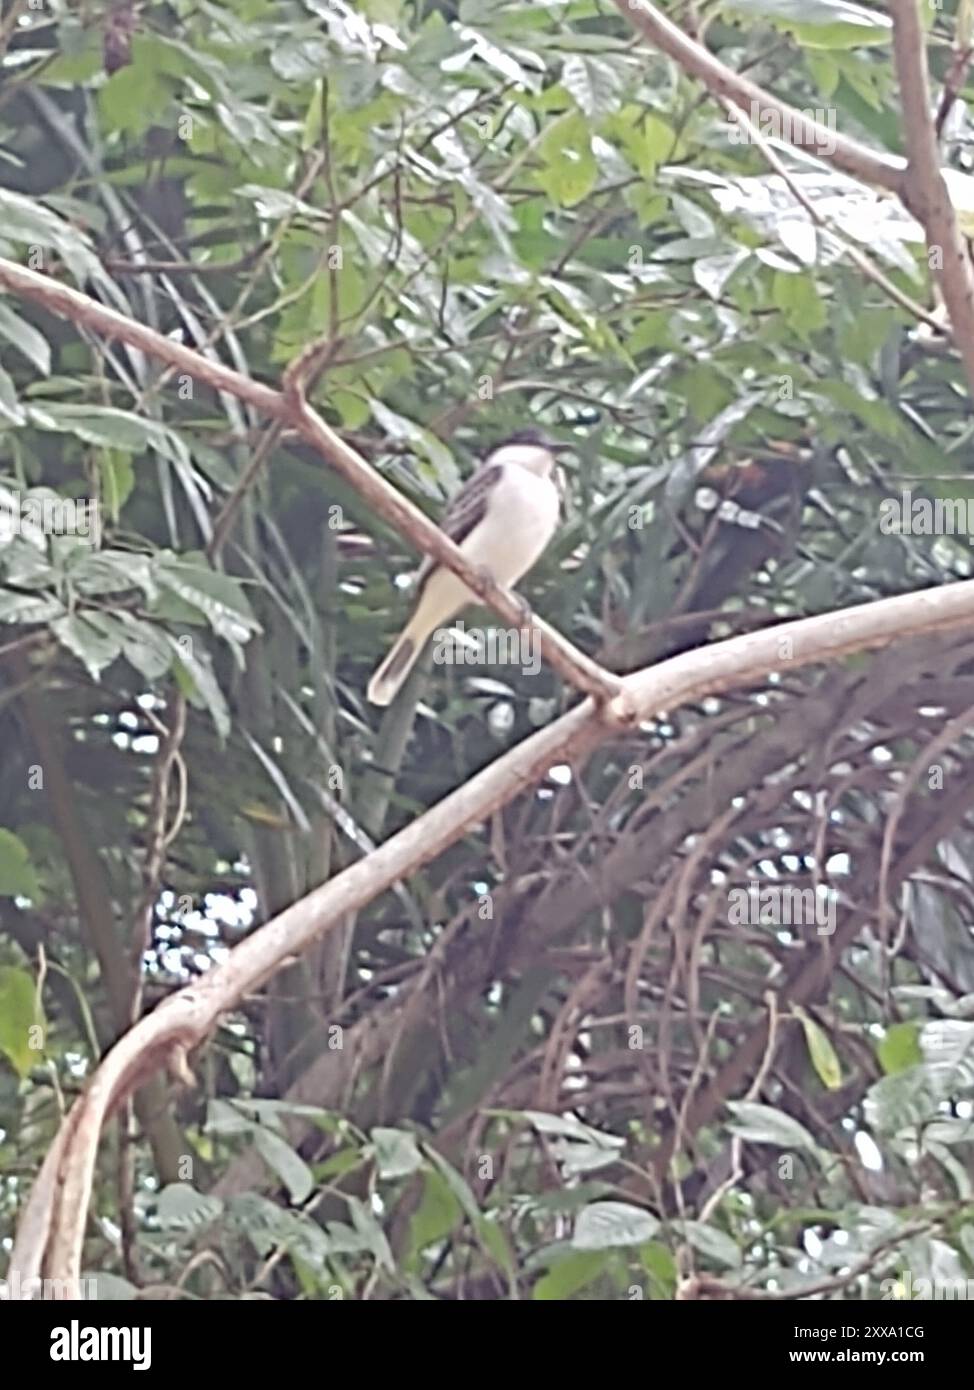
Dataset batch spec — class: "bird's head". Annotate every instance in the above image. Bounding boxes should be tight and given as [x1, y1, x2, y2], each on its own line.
[487, 427, 574, 477]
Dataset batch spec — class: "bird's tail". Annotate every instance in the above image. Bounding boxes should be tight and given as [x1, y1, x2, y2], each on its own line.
[367, 621, 424, 706]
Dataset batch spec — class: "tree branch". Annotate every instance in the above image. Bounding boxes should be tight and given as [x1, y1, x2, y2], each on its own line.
[12, 576, 974, 1289]
[889, 0, 974, 397]
[611, 0, 906, 195]
[0, 257, 622, 710]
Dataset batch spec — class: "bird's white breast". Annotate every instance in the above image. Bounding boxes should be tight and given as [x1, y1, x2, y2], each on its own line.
[465, 462, 560, 585]
[416, 459, 560, 628]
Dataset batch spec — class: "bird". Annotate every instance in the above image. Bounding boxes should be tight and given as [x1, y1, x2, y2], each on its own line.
[367, 427, 569, 706]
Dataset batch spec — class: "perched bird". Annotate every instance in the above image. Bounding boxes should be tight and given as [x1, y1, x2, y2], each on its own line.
[367, 428, 569, 706]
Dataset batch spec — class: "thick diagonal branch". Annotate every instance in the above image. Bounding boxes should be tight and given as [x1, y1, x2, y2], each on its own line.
[12, 577, 974, 1289]
[889, 0, 974, 396]
[0, 258, 622, 709]
[612, 0, 906, 194]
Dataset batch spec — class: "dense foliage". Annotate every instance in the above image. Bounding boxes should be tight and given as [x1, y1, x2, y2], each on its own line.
[2, 0, 974, 1301]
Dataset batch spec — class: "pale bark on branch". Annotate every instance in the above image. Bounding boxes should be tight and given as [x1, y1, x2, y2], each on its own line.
[889, 0, 974, 396]
[0, 259, 621, 709]
[612, 0, 907, 194]
[12, 573, 974, 1290]
[3, 83, 974, 1278]
[614, 0, 974, 399]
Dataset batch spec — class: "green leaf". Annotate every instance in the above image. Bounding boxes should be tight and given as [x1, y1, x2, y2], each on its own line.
[168, 635, 231, 738]
[98, 63, 172, 135]
[680, 1220, 743, 1269]
[230, 1194, 332, 1266]
[34, 29, 103, 86]
[729, 0, 890, 25]
[0, 965, 41, 1077]
[672, 193, 715, 240]
[370, 1126, 424, 1179]
[805, 50, 840, 97]
[0, 586, 63, 625]
[533, 1249, 608, 1299]
[155, 554, 259, 643]
[520, 1110, 624, 1146]
[270, 36, 332, 83]
[626, 311, 672, 355]
[475, 1214, 516, 1278]
[51, 613, 123, 680]
[641, 1241, 678, 1296]
[694, 249, 749, 299]
[726, 1101, 820, 1153]
[67, 549, 153, 599]
[878, 1021, 923, 1075]
[773, 271, 827, 335]
[537, 114, 597, 208]
[728, 0, 892, 48]
[313, 1147, 363, 1181]
[920, 1019, 974, 1086]
[942, 170, 974, 239]
[561, 55, 623, 117]
[216, 96, 282, 150]
[796, 1006, 842, 1090]
[332, 389, 371, 429]
[369, 401, 461, 494]
[424, 1148, 482, 1224]
[155, 1183, 225, 1230]
[98, 453, 135, 522]
[237, 185, 321, 221]
[117, 615, 174, 682]
[27, 403, 162, 452]
[0, 366, 26, 425]
[408, 1169, 462, 1257]
[346, 1194, 395, 1272]
[613, 111, 683, 178]
[572, 1201, 659, 1250]
[863, 1067, 935, 1134]
[253, 1128, 314, 1205]
[0, 301, 51, 375]
[359, 0, 402, 20]
[0, 190, 99, 284]
[0, 829, 40, 898]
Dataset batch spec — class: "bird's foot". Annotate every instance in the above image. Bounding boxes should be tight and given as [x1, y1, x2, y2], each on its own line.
[471, 566, 533, 630]
[473, 563, 497, 593]
[514, 593, 534, 628]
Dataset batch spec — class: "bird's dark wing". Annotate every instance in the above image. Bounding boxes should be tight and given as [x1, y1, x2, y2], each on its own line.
[414, 461, 501, 592]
